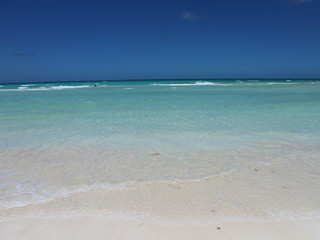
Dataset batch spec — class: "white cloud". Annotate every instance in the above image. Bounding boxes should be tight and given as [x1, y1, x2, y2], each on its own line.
[180, 11, 201, 21]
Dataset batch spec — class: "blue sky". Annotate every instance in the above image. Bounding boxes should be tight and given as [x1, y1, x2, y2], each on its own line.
[0, 0, 319, 83]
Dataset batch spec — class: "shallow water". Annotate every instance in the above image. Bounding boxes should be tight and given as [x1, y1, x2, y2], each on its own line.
[0, 79, 320, 221]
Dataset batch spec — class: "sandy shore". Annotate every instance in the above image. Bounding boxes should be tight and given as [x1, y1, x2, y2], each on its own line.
[0, 216, 319, 240]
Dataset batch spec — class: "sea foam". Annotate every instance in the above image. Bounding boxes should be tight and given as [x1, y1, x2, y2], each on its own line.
[0, 85, 91, 91]
[152, 81, 230, 86]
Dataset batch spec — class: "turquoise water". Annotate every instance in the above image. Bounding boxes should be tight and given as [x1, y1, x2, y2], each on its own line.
[1, 79, 320, 220]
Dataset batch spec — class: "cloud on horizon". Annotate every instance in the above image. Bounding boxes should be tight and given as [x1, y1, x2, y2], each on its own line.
[12, 53, 37, 57]
[180, 11, 202, 21]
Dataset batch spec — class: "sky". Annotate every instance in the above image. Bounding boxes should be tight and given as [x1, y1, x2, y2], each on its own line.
[0, 0, 319, 83]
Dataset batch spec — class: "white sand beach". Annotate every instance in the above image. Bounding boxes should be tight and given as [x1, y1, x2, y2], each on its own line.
[1, 216, 320, 240]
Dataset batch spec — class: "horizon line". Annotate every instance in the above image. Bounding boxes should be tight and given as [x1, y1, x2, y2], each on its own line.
[1, 77, 320, 85]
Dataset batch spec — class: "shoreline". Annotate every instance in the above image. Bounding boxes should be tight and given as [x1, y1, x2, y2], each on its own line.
[1, 216, 319, 240]
[1, 80, 320, 239]
[1, 162, 319, 223]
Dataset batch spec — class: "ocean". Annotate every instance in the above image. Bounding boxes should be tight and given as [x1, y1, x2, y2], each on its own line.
[0, 79, 320, 222]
